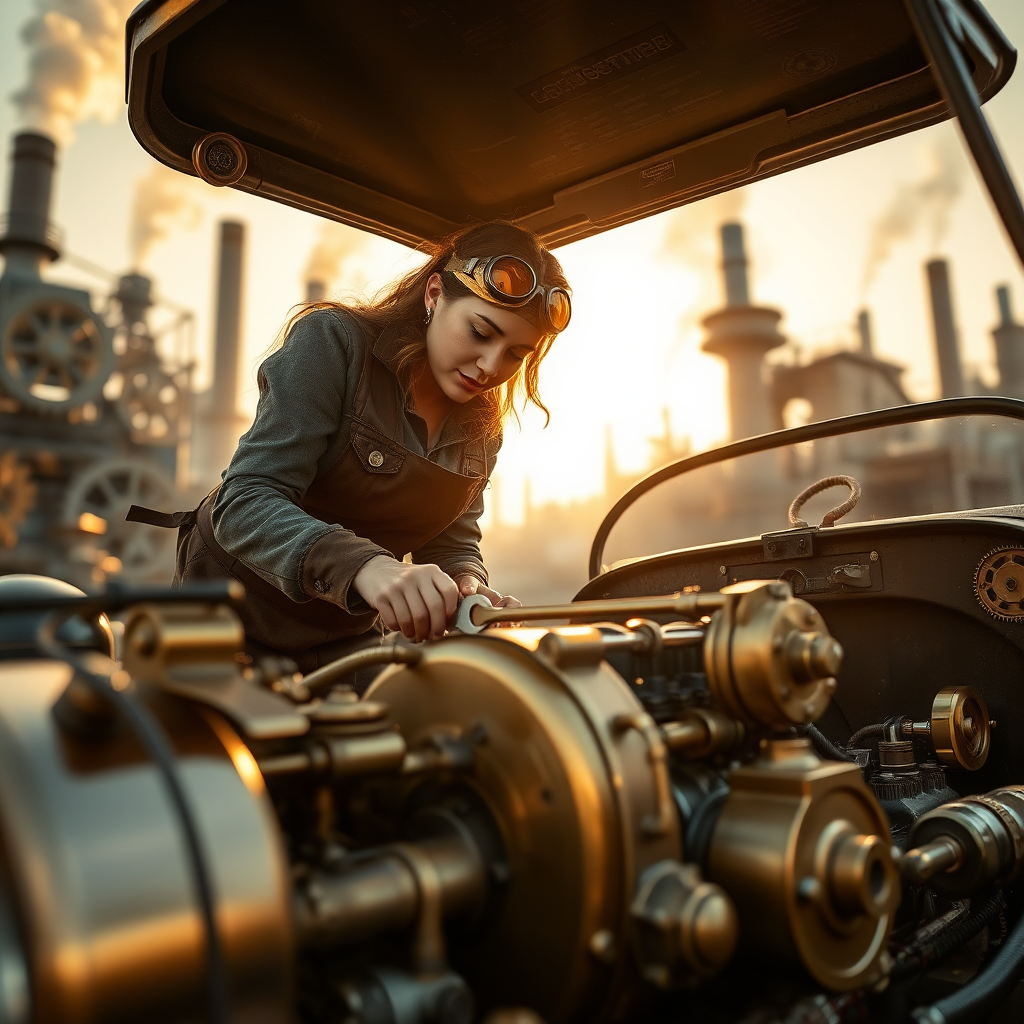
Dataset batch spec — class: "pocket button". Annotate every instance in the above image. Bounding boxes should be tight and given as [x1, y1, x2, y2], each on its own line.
[368, 450, 385, 468]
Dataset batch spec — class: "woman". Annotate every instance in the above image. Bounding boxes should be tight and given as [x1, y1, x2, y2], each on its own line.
[167, 221, 570, 672]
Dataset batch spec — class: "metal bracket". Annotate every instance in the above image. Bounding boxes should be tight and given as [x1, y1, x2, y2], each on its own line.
[762, 528, 816, 561]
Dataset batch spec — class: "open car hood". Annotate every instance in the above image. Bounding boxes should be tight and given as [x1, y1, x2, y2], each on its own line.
[125, 0, 1015, 248]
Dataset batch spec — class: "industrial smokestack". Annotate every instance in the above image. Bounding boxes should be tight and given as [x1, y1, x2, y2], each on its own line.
[720, 223, 750, 307]
[702, 222, 784, 443]
[926, 259, 964, 399]
[192, 220, 250, 487]
[306, 280, 325, 303]
[993, 285, 1024, 398]
[115, 273, 153, 330]
[857, 309, 873, 356]
[0, 131, 60, 280]
[212, 221, 245, 417]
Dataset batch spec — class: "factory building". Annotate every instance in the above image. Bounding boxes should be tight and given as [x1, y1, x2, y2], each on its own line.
[0, 132, 198, 585]
[483, 222, 1024, 603]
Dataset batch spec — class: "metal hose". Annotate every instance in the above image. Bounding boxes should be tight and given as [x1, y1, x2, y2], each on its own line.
[805, 724, 858, 763]
[892, 895, 1001, 983]
[847, 722, 884, 748]
[912, 900, 1023, 1024]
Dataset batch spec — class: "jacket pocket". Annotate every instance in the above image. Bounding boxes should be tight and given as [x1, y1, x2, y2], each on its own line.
[350, 426, 406, 475]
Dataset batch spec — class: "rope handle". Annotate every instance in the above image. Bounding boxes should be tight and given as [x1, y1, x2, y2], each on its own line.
[788, 475, 862, 528]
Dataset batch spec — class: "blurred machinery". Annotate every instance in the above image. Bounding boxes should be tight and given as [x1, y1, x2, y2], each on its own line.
[0, 132, 195, 586]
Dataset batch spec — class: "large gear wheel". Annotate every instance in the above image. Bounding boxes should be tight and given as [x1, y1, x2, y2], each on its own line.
[0, 292, 114, 413]
[63, 458, 176, 581]
[974, 547, 1024, 621]
[0, 451, 36, 548]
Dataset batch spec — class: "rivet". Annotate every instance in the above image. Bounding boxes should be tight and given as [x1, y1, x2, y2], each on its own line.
[870, 550, 879, 562]
[368, 450, 384, 468]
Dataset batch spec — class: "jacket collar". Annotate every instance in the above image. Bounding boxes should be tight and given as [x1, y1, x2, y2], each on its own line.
[372, 320, 486, 436]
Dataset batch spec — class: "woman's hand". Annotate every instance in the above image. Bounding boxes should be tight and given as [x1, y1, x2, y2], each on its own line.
[454, 575, 523, 625]
[353, 555, 459, 642]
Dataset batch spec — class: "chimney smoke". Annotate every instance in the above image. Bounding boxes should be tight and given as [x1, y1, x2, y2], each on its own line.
[212, 221, 245, 418]
[720, 223, 750, 307]
[129, 164, 202, 270]
[0, 132, 60, 280]
[857, 309, 873, 356]
[303, 222, 368, 298]
[12, 0, 137, 145]
[926, 259, 965, 400]
[861, 136, 965, 294]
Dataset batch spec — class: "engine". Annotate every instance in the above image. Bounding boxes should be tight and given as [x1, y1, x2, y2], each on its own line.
[2, 560, 1018, 1024]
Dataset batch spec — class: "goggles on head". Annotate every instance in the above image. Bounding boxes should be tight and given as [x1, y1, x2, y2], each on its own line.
[444, 254, 572, 333]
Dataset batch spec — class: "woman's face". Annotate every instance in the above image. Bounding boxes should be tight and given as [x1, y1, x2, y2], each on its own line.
[424, 273, 544, 404]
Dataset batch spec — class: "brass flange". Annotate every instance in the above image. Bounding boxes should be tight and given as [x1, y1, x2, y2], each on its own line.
[930, 685, 991, 771]
[703, 581, 841, 728]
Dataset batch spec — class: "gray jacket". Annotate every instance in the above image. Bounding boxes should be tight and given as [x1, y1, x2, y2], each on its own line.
[211, 308, 496, 615]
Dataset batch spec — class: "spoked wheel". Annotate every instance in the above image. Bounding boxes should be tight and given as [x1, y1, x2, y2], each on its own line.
[64, 459, 175, 580]
[0, 293, 114, 413]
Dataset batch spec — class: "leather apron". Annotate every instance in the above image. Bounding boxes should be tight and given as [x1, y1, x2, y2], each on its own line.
[130, 324, 488, 659]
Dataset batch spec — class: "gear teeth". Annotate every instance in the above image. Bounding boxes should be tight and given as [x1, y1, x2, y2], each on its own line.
[974, 547, 1024, 621]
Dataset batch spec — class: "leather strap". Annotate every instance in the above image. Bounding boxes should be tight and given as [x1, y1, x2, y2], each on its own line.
[126, 505, 196, 529]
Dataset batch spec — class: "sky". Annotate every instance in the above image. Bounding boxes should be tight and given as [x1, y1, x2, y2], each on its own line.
[2, 1, 1024, 527]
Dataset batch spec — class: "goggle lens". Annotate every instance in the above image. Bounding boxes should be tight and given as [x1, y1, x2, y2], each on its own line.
[547, 288, 572, 331]
[487, 256, 536, 299]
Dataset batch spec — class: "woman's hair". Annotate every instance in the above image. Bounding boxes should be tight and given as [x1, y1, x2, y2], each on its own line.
[285, 221, 569, 437]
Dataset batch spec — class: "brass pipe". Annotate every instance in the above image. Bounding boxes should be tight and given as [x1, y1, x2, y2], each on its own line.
[301, 641, 422, 697]
[660, 708, 745, 759]
[258, 731, 407, 780]
[901, 838, 963, 885]
[293, 833, 486, 948]
[468, 592, 726, 629]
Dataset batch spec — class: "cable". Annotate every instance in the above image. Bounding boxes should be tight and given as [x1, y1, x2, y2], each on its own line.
[912, 896, 1024, 1023]
[37, 610, 231, 1024]
[847, 723, 884, 748]
[805, 724, 858, 763]
[892, 894, 1002, 983]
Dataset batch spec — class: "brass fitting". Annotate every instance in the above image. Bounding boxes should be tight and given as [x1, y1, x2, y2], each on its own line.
[930, 686, 992, 770]
[903, 785, 1024, 895]
[703, 581, 841, 729]
[630, 860, 738, 987]
[898, 686, 993, 771]
[122, 603, 308, 739]
[660, 708, 745, 760]
[707, 738, 897, 991]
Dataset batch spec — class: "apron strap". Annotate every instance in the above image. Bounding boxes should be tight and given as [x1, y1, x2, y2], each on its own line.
[126, 505, 197, 529]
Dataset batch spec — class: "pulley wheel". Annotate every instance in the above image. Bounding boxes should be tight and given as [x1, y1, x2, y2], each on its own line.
[0, 293, 114, 412]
